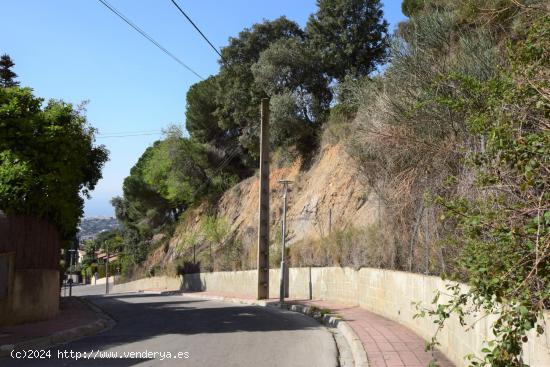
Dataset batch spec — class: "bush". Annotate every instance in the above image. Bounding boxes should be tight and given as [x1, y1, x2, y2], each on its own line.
[345, 8, 501, 274]
[288, 226, 392, 270]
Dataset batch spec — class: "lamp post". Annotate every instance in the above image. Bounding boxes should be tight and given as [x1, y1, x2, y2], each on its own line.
[279, 180, 292, 305]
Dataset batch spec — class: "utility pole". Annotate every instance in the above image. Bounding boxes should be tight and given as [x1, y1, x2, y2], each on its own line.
[68, 248, 76, 297]
[257, 98, 270, 300]
[105, 241, 109, 295]
[69, 249, 75, 274]
[279, 180, 292, 304]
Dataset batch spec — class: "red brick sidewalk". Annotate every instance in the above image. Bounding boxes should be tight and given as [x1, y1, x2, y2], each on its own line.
[183, 291, 455, 367]
[0, 297, 99, 346]
[295, 300, 455, 367]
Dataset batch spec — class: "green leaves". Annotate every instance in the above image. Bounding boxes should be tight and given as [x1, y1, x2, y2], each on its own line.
[185, 2, 390, 173]
[306, 0, 389, 80]
[0, 86, 108, 240]
[425, 13, 550, 367]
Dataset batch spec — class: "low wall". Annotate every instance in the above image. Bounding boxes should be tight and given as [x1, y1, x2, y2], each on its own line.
[92, 276, 119, 286]
[112, 275, 183, 293]
[113, 267, 550, 366]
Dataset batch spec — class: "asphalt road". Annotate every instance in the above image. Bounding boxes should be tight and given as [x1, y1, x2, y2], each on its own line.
[7, 285, 337, 367]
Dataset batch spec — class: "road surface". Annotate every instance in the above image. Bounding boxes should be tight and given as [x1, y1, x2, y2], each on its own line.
[6, 284, 337, 366]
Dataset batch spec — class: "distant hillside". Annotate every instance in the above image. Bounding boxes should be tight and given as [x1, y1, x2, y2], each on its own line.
[79, 217, 119, 241]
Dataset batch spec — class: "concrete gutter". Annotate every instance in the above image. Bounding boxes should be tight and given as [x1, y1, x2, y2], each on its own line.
[182, 292, 368, 367]
[0, 298, 115, 358]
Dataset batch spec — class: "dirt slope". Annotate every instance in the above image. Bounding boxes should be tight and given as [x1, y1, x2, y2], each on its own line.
[148, 143, 378, 269]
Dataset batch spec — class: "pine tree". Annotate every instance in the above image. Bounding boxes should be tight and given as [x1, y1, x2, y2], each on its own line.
[306, 0, 389, 81]
[0, 54, 19, 87]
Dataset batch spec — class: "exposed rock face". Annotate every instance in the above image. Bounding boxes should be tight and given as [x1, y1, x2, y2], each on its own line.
[217, 144, 379, 246]
[153, 143, 378, 268]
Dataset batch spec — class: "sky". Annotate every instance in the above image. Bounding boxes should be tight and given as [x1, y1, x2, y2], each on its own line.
[2, 0, 406, 218]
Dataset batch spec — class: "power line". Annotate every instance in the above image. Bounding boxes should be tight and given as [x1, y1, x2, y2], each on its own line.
[97, 0, 204, 80]
[169, 0, 223, 60]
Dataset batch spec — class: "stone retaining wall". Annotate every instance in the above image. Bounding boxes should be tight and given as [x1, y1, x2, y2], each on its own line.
[113, 267, 550, 366]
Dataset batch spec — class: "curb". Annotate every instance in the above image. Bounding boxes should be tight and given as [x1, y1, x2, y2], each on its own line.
[281, 303, 369, 367]
[181, 293, 368, 367]
[0, 297, 115, 358]
[141, 289, 182, 296]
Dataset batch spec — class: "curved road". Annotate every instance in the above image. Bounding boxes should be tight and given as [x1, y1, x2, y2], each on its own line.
[7, 285, 337, 366]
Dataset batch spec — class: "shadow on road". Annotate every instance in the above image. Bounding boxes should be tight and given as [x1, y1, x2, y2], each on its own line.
[4, 293, 322, 366]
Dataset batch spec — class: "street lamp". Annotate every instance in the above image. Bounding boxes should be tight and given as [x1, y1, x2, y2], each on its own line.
[279, 179, 292, 305]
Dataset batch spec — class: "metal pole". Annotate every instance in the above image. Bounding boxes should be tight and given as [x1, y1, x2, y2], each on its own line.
[378, 195, 381, 227]
[424, 209, 430, 275]
[279, 180, 292, 304]
[328, 208, 332, 234]
[105, 241, 109, 295]
[70, 250, 74, 275]
[68, 248, 76, 291]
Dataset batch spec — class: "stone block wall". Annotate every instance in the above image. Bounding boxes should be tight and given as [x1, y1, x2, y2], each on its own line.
[113, 267, 550, 366]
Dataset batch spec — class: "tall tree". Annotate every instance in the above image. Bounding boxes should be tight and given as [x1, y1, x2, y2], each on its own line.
[252, 38, 331, 123]
[185, 76, 224, 146]
[0, 87, 108, 240]
[306, 0, 389, 81]
[141, 128, 210, 210]
[215, 17, 304, 165]
[252, 37, 331, 156]
[0, 54, 19, 88]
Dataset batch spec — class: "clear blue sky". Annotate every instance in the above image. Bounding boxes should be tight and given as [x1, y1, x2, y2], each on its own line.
[2, 0, 405, 217]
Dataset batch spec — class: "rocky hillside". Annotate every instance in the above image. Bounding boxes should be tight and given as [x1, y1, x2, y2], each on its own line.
[144, 142, 379, 272]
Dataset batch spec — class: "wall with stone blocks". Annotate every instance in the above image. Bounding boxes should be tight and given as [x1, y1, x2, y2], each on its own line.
[113, 275, 182, 293]
[114, 267, 550, 366]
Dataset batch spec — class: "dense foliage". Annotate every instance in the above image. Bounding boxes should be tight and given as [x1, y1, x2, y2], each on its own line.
[0, 69, 108, 240]
[184, 0, 388, 172]
[426, 13, 550, 367]
[347, 0, 549, 365]
[307, 0, 389, 80]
